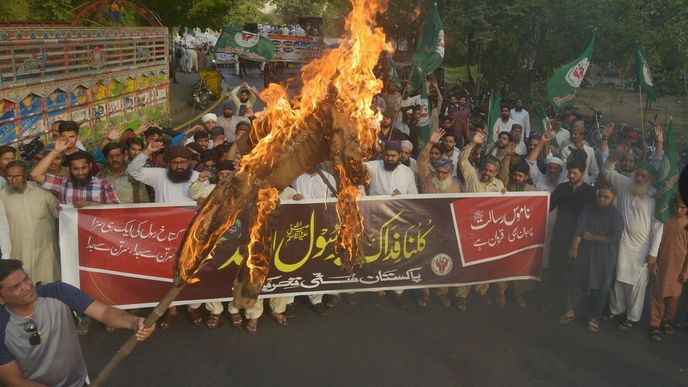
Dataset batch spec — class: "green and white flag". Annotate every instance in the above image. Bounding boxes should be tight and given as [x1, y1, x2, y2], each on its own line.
[635, 46, 657, 101]
[417, 77, 431, 148]
[655, 121, 679, 222]
[547, 35, 594, 113]
[388, 56, 403, 91]
[213, 26, 275, 62]
[408, 3, 444, 93]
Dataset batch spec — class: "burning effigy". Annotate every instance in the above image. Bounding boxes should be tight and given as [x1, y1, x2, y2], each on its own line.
[92, 1, 391, 383]
[176, 0, 391, 307]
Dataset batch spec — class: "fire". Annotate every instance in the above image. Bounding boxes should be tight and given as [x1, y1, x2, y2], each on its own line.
[174, 0, 392, 299]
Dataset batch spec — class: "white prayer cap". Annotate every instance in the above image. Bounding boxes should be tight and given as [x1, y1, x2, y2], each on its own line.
[546, 156, 564, 167]
[201, 113, 217, 123]
[400, 140, 413, 152]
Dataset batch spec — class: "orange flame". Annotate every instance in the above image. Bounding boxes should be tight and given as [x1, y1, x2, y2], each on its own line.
[175, 0, 391, 288]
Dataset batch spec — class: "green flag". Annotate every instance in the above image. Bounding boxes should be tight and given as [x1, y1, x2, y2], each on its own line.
[387, 56, 403, 91]
[408, 3, 444, 92]
[213, 26, 275, 62]
[635, 46, 657, 102]
[486, 91, 501, 146]
[417, 78, 431, 148]
[547, 35, 594, 113]
[655, 121, 679, 222]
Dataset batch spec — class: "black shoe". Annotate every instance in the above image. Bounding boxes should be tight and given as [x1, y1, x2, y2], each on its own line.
[311, 302, 328, 316]
[283, 303, 295, 318]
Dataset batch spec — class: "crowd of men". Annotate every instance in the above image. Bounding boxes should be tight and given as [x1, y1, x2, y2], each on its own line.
[0, 77, 685, 384]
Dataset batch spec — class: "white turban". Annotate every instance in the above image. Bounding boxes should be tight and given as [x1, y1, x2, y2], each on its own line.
[546, 156, 564, 167]
[201, 113, 217, 124]
[400, 140, 413, 152]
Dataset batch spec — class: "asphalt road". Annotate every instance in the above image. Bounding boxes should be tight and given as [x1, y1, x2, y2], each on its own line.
[81, 290, 688, 387]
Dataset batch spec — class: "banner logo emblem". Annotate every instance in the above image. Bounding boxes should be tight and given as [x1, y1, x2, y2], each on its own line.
[431, 254, 453, 276]
[235, 33, 259, 48]
[565, 58, 590, 87]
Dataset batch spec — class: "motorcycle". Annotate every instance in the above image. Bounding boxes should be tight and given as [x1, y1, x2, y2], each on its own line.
[191, 79, 213, 109]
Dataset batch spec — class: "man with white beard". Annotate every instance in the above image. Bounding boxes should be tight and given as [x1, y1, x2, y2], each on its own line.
[603, 141, 663, 331]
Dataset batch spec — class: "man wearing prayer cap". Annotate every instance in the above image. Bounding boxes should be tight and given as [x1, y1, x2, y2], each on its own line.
[603, 140, 663, 331]
[526, 131, 568, 192]
[364, 139, 418, 308]
[127, 141, 209, 328]
[399, 140, 419, 187]
[415, 129, 461, 307]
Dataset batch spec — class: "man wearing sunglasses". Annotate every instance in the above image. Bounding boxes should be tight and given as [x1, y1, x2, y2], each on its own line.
[0, 260, 155, 386]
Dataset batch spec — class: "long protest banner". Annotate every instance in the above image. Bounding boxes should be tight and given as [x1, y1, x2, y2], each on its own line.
[59, 193, 549, 308]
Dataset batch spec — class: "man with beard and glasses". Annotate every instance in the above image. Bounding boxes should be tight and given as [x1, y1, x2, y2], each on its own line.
[603, 141, 663, 332]
[97, 142, 149, 204]
[548, 160, 596, 316]
[127, 141, 208, 329]
[365, 140, 418, 308]
[417, 129, 461, 308]
[509, 97, 531, 140]
[560, 184, 623, 333]
[456, 131, 509, 309]
[30, 138, 120, 208]
[0, 161, 60, 284]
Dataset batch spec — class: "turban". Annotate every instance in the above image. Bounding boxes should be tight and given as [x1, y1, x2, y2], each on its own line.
[201, 113, 217, 124]
[164, 145, 194, 162]
[545, 156, 564, 167]
[400, 140, 413, 152]
[432, 159, 454, 172]
[637, 160, 656, 175]
[384, 140, 402, 152]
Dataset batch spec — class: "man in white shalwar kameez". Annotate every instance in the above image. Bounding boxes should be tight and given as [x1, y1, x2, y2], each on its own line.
[364, 141, 418, 307]
[603, 145, 663, 329]
[0, 161, 59, 283]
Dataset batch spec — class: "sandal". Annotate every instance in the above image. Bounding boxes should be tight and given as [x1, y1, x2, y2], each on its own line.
[245, 318, 258, 334]
[559, 312, 575, 325]
[206, 313, 223, 329]
[187, 307, 204, 326]
[230, 313, 243, 327]
[617, 319, 635, 332]
[649, 328, 662, 342]
[675, 320, 688, 329]
[456, 297, 467, 311]
[437, 294, 452, 308]
[325, 294, 341, 309]
[270, 311, 289, 326]
[417, 294, 429, 308]
[586, 318, 600, 333]
[159, 307, 178, 330]
[602, 313, 616, 321]
[661, 321, 675, 336]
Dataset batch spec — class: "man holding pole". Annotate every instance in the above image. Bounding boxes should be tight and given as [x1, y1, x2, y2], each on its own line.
[0, 260, 154, 386]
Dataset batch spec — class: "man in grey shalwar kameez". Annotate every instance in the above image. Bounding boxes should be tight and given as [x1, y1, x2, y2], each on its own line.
[560, 184, 624, 332]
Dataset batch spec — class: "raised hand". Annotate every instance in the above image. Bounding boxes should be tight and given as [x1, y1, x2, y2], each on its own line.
[654, 126, 664, 143]
[429, 128, 445, 145]
[602, 122, 615, 139]
[54, 137, 69, 153]
[542, 130, 554, 143]
[472, 131, 487, 145]
[198, 170, 209, 182]
[107, 127, 124, 141]
[145, 140, 163, 156]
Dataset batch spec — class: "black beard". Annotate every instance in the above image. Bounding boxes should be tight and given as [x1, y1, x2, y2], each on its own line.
[401, 159, 411, 167]
[515, 107, 523, 112]
[383, 160, 400, 171]
[8, 184, 26, 194]
[167, 168, 193, 183]
[71, 174, 93, 188]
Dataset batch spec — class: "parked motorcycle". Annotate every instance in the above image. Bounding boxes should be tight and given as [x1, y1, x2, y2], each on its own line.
[191, 79, 213, 109]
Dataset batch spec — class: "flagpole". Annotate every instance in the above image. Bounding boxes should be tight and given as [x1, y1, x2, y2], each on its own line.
[388, 65, 419, 142]
[638, 84, 647, 160]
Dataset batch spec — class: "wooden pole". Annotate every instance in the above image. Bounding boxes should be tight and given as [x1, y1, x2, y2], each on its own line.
[90, 284, 186, 387]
